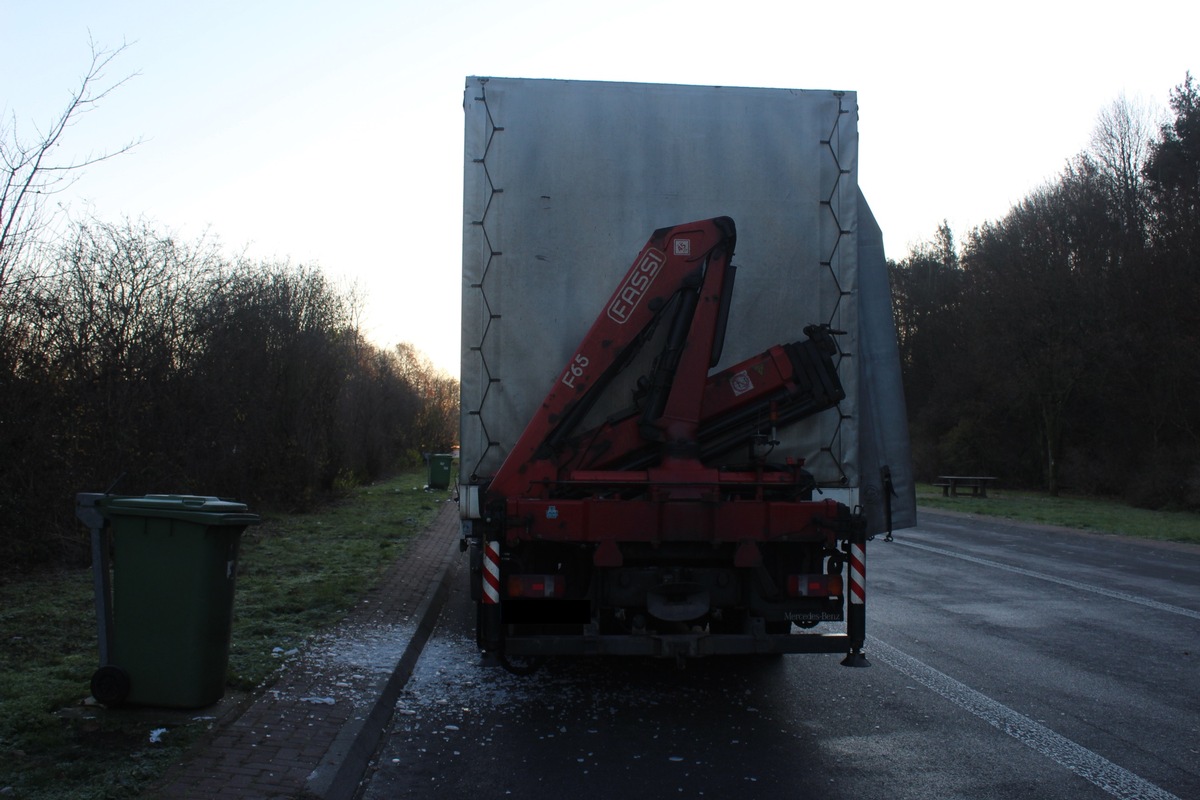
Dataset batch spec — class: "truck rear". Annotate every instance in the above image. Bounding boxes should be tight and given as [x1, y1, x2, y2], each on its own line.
[458, 78, 914, 669]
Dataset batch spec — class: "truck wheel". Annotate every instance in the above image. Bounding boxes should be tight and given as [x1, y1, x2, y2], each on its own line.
[500, 654, 545, 676]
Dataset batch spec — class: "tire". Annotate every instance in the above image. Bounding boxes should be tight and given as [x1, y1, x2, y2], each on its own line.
[91, 665, 131, 707]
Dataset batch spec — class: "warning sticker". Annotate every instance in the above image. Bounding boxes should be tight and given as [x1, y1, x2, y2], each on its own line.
[730, 370, 754, 396]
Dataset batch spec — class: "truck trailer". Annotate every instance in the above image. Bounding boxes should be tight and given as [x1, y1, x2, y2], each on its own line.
[458, 77, 915, 671]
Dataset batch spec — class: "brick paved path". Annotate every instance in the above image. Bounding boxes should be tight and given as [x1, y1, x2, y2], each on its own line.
[144, 501, 462, 800]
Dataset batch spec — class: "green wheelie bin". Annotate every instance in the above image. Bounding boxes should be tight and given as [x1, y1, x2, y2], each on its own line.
[428, 453, 453, 489]
[87, 495, 259, 708]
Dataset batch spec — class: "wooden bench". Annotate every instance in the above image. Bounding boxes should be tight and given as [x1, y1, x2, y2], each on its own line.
[935, 476, 997, 498]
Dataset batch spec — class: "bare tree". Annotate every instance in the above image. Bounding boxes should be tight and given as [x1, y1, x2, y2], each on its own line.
[0, 38, 139, 290]
[394, 342, 460, 452]
[1088, 93, 1157, 249]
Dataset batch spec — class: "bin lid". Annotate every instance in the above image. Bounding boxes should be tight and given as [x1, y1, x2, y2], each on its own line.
[99, 494, 260, 526]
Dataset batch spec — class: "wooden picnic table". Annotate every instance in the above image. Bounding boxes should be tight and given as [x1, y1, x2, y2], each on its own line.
[934, 476, 997, 498]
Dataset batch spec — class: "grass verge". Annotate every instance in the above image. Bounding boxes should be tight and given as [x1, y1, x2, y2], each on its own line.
[916, 483, 1200, 545]
[0, 467, 452, 800]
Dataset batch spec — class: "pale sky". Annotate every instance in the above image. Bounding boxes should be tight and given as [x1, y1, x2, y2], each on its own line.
[4, 0, 1196, 374]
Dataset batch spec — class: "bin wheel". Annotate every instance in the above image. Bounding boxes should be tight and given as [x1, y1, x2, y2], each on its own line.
[91, 665, 131, 707]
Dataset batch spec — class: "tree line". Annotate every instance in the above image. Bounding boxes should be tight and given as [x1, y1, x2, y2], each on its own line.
[0, 218, 458, 569]
[1, 43, 457, 571]
[890, 75, 1200, 509]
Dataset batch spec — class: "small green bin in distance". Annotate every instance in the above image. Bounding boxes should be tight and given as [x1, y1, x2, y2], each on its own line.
[429, 453, 453, 489]
[97, 495, 259, 708]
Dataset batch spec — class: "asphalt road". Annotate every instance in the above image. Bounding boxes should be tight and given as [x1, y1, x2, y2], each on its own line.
[359, 512, 1200, 799]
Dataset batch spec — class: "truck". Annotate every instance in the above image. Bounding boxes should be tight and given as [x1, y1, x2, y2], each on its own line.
[458, 77, 915, 672]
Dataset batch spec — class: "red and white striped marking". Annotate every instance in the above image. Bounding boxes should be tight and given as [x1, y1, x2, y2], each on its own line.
[848, 543, 865, 605]
[483, 540, 501, 605]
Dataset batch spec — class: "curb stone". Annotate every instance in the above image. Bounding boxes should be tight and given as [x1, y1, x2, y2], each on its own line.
[306, 525, 461, 799]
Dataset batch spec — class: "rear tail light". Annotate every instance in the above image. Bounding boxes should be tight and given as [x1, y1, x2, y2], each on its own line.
[787, 573, 843, 597]
[507, 574, 566, 598]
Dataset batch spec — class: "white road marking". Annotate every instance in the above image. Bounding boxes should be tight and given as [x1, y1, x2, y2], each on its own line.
[867, 636, 1182, 800]
[895, 539, 1200, 620]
